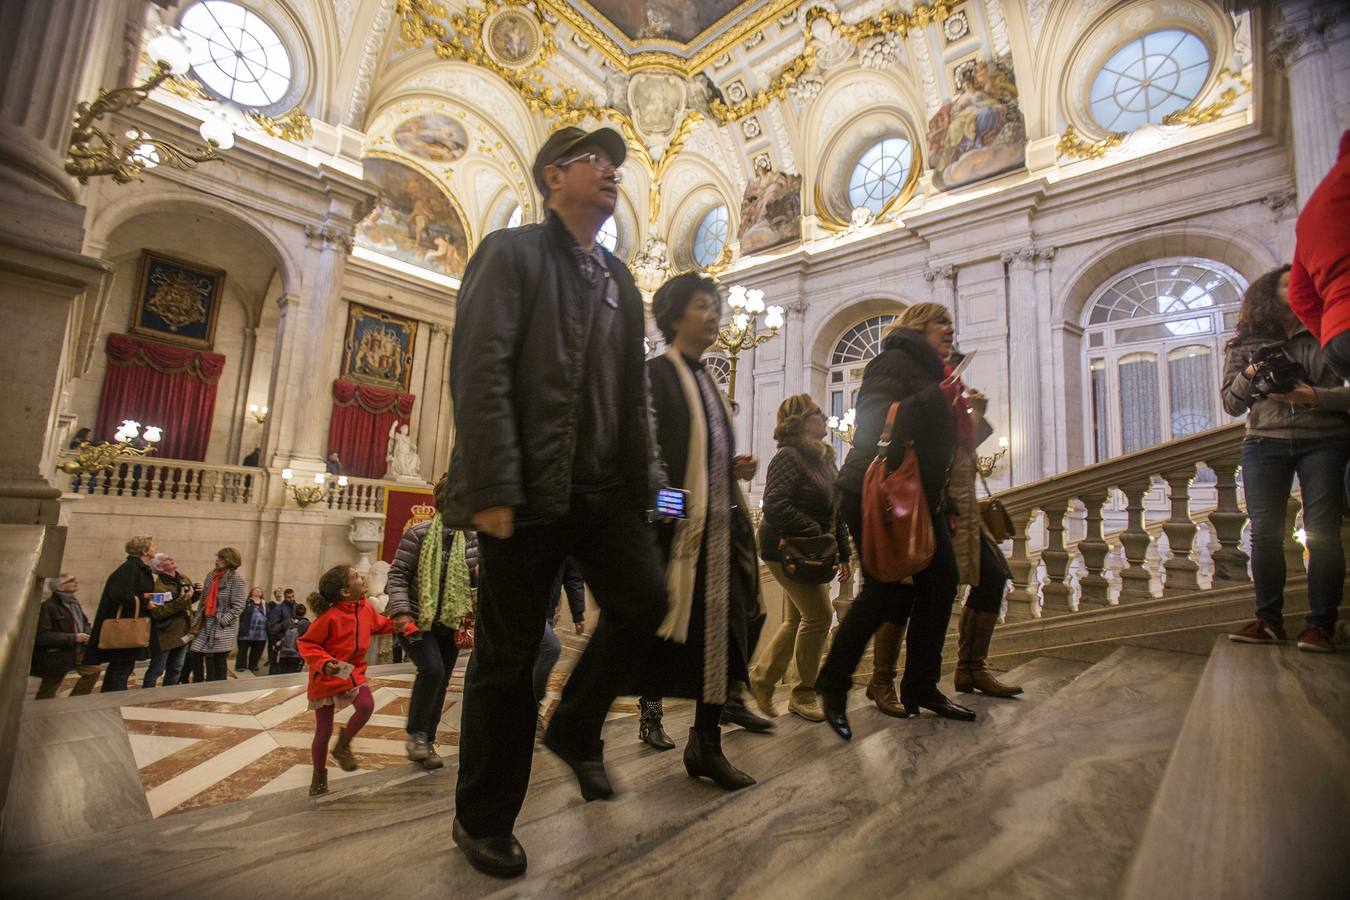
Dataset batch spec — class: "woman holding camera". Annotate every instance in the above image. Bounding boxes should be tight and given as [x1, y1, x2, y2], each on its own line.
[1222, 265, 1350, 653]
[747, 394, 850, 723]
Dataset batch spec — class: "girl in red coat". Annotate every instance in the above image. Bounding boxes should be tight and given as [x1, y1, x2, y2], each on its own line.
[299, 564, 415, 795]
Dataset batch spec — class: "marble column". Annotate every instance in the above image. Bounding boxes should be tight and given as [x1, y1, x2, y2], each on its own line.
[923, 264, 956, 315]
[1031, 247, 1059, 477]
[1002, 247, 1042, 486]
[429, 325, 455, 480]
[782, 299, 807, 397]
[416, 323, 449, 482]
[1271, 4, 1343, 204]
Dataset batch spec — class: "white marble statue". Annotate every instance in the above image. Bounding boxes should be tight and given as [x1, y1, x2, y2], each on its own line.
[385, 421, 423, 482]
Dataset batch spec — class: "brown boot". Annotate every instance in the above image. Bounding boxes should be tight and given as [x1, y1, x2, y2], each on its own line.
[309, 769, 328, 796]
[956, 607, 1022, 697]
[331, 732, 359, 771]
[865, 622, 909, 717]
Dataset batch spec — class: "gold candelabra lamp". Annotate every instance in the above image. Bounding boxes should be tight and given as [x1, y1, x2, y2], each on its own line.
[976, 436, 1010, 478]
[281, 469, 347, 508]
[827, 408, 856, 445]
[248, 404, 269, 424]
[714, 285, 784, 400]
[65, 28, 234, 185]
[58, 420, 162, 474]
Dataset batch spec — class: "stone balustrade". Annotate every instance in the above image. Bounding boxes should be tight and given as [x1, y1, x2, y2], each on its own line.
[324, 477, 387, 513]
[61, 455, 262, 504]
[991, 421, 1291, 620]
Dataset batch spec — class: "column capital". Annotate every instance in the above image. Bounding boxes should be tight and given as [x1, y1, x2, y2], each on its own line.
[1001, 245, 1055, 268]
[783, 299, 808, 319]
[1270, 7, 1337, 70]
[304, 223, 354, 253]
[923, 263, 957, 284]
[1261, 187, 1299, 220]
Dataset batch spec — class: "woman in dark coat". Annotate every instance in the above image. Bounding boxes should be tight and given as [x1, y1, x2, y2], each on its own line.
[815, 303, 970, 740]
[629, 272, 760, 791]
[143, 553, 198, 688]
[83, 535, 157, 692]
[30, 575, 94, 699]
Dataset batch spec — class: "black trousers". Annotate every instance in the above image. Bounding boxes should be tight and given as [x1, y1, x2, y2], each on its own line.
[100, 658, 135, 692]
[400, 622, 459, 740]
[964, 535, 1011, 615]
[235, 640, 265, 671]
[203, 651, 229, 681]
[815, 490, 959, 701]
[455, 489, 666, 838]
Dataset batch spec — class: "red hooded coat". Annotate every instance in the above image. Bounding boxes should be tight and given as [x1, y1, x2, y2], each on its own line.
[1289, 129, 1350, 347]
[297, 596, 413, 700]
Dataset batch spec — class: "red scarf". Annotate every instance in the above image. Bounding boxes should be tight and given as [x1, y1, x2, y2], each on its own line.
[942, 364, 976, 453]
[203, 568, 224, 617]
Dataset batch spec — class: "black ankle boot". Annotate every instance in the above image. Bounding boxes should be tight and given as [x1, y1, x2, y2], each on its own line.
[719, 687, 775, 733]
[638, 699, 676, 751]
[818, 688, 852, 741]
[683, 728, 755, 791]
[902, 689, 976, 722]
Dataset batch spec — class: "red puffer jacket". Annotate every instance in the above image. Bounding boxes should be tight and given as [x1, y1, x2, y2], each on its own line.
[298, 597, 414, 700]
[1289, 129, 1350, 347]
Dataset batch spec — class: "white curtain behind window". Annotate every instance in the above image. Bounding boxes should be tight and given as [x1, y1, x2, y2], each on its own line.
[1119, 354, 1161, 454]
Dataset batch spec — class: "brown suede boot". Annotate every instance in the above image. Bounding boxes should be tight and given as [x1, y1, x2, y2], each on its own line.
[331, 732, 359, 771]
[309, 769, 328, 796]
[865, 622, 909, 717]
[955, 607, 1022, 697]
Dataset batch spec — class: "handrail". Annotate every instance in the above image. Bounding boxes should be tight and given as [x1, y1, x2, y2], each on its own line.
[59, 453, 262, 504]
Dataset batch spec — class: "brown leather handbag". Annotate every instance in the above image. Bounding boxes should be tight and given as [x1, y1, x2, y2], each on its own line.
[978, 473, 1015, 541]
[98, 598, 150, 650]
[862, 401, 935, 582]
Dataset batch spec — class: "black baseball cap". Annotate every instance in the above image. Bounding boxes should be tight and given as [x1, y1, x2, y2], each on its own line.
[532, 126, 627, 197]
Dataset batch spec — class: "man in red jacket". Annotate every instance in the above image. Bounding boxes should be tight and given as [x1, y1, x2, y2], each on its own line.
[1289, 129, 1350, 380]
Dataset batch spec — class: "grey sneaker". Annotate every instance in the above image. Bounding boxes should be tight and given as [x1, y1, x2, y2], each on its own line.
[406, 731, 432, 762]
[420, 746, 445, 770]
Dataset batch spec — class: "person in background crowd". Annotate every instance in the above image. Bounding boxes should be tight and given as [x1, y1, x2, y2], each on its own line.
[236, 587, 269, 672]
[267, 588, 296, 669]
[629, 272, 761, 790]
[68, 427, 91, 449]
[83, 535, 157, 692]
[143, 554, 197, 688]
[299, 565, 415, 796]
[30, 575, 94, 699]
[269, 602, 310, 675]
[816, 303, 968, 740]
[325, 452, 343, 475]
[1222, 266, 1350, 653]
[535, 559, 586, 711]
[189, 548, 247, 681]
[443, 125, 667, 878]
[748, 394, 850, 723]
[1288, 129, 1350, 381]
[241, 446, 261, 467]
[386, 502, 478, 771]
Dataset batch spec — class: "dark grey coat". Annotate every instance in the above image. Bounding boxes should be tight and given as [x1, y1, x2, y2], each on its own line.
[384, 520, 479, 623]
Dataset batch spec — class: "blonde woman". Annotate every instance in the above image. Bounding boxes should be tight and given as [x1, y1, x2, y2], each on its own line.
[748, 394, 850, 722]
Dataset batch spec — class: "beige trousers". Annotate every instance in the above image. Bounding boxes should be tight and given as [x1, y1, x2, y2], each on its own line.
[750, 560, 834, 704]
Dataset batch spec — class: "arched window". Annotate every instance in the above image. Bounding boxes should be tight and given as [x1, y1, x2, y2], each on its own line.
[181, 1, 292, 108]
[693, 205, 729, 267]
[507, 204, 522, 229]
[598, 216, 617, 252]
[848, 138, 914, 215]
[828, 314, 898, 463]
[702, 355, 731, 390]
[1084, 259, 1245, 463]
[1090, 29, 1210, 132]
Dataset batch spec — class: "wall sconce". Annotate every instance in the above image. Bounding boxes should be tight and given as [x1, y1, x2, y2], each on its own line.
[58, 419, 162, 474]
[827, 408, 856, 445]
[281, 468, 347, 507]
[248, 404, 269, 424]
[65, 28, 234, 185]
[976, 436, 1010, 478]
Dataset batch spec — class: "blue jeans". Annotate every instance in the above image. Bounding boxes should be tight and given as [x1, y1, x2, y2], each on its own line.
[1241, 435, 1348, 629]
[143, 643, 189, 688]
[534, 619, 562, 703]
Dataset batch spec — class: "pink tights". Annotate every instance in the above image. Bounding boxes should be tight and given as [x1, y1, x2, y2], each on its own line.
[311, 683, 374, 772]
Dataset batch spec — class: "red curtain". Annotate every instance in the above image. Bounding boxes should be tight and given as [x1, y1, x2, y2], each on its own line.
[95, 334, 225, 462]
[328, 380, 416, 479]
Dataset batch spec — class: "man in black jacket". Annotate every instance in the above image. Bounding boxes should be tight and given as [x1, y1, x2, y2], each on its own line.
[443, 126, 666, 879]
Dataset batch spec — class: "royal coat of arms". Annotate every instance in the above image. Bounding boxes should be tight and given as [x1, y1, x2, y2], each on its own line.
[130, 252, 225, 349]
[342, 304, 418, 391]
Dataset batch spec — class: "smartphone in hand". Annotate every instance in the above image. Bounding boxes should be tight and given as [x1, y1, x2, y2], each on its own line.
[653, 487, 689, 520]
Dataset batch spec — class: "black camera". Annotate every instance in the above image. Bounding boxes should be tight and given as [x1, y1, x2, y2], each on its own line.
[1249, 343, 1308, 400]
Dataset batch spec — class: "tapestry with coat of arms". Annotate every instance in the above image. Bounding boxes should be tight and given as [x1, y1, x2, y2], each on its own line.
[342, 303, 418, 392]
[130, 252, 225, 349]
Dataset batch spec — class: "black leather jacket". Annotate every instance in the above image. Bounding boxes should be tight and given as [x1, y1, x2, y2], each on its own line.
[440, 212, 657, 526]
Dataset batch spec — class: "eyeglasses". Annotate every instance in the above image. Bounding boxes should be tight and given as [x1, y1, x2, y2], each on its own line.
[554, 151, 623, 182]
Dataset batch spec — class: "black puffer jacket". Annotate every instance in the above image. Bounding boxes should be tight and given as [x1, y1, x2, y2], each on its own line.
[758, 442, 849, 562]
[440, 212, 657, 527]
[384, 519, 480, 623]
[837, 327, 956, 509]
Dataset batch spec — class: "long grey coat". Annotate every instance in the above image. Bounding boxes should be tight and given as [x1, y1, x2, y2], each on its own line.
[189, 569, 247, 653]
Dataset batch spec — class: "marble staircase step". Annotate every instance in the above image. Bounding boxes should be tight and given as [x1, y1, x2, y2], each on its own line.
[1121, 639, 1350, 900]
[497, 656, 1091, 898]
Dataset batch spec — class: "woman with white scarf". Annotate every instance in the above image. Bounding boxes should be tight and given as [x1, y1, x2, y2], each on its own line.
[629, 272, 761, 791]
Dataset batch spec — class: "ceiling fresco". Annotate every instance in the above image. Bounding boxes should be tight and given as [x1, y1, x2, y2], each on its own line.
[574, 0, 752, 45]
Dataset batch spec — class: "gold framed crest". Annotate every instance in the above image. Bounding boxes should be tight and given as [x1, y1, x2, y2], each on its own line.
[130, 251, 225, 349]
[342, 303, 419, 392]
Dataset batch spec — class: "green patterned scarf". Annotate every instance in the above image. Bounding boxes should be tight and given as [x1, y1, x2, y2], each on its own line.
[417, 513, 472, 629]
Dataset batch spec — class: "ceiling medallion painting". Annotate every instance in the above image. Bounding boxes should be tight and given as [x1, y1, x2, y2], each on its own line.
[394, 112, 468, 162]
[579, 1, 748, 44]
[483, 4, 543, 67]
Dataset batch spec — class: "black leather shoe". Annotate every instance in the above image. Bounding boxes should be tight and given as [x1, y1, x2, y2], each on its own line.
[902, 691, 976, 721]
[453, 817, 526, 878]
[684, 728, 755, 791]
[541, 730, 614, 801]
[817, 689, 852, 741]
[720, 692, 775, 733]
[638, 699, 676, 751]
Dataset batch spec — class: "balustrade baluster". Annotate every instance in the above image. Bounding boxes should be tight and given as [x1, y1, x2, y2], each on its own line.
[1117, 480, 1153, 602]
[1004, 508, 1039, 620]
[1076, 490, 1111, 608]
[1205, 453, 1249, 584]
[1040, 500, 1074, 616]
[1161, 465, 1201, 594]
